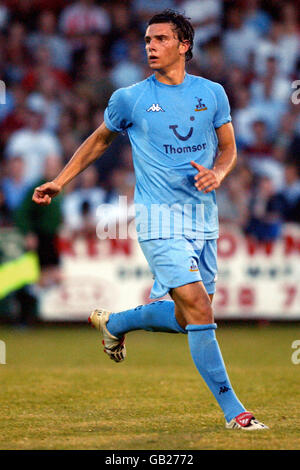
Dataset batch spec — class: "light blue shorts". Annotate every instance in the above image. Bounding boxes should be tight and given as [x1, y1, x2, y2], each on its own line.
[139, 237, 218, 299]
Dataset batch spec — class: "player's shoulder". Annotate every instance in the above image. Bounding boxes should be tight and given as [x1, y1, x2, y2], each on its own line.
[111, 76, 152, 101]
[189, 74, 226, 93]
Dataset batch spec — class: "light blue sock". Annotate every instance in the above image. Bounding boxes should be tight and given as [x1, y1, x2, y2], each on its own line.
[106, 300, 186, 337]
[186, 324, 246, 422]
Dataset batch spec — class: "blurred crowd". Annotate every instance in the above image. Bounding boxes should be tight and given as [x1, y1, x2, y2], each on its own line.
[0, 0, 300, 255]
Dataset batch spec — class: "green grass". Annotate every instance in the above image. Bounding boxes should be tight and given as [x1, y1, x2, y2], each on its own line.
[0, 323, 299, 450]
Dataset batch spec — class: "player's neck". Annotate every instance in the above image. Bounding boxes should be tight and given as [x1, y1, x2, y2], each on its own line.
[154, 65, 186, 86]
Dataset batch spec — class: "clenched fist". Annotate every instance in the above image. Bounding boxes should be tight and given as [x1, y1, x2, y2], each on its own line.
[32, 181, 62, 206]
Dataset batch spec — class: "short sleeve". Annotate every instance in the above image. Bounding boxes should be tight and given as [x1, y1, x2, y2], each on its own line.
[212, 83, 232, 129]
[104, 88, 133, 133]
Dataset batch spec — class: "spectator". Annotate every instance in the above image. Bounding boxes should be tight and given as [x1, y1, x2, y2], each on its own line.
[273, 112, 299, 162]
[244, 120, 284, 191]
[180, 0, 222, 50]
[280, 2, 300, 75]
[249, 77, 288, 139]
[241, 0, 271, 36]
[4, 22, 29, 85]
[27, 74, 63, 133]
[110, 42, 145, 89]
[250, 56, 291, 105]
[254, 19, 299, 77]
[27, 10, 72, 71]
[217, 162, 253, 227]
[21, 44, 72, 93]
[280, 160, 300, 224]
[223, 6, 259, 69]
[232, 87, 263, 147]
[108, 1, 137, 66]
[59, 0, 111, 37]
[15, 155, 64, 287]
[73, 48, 114, 111]
[198, 40, 228, 86]
[233, 81, 287, 149]
[5, 101, 62, 184]
[245, 175, 285, 241]
[109, 28, 144, 68]
[1, 156, 30, 211]
[243, 120, 273, 160]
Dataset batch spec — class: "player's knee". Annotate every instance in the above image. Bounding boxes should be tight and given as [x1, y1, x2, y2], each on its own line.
[182, 295, 213, 324]
[192, 305, 213, 324]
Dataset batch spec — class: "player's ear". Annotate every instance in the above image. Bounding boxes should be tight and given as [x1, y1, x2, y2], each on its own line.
[179, 40, 190, 57]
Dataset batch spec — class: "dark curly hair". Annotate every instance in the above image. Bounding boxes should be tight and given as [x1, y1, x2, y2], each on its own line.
[148, 9, 194, 62]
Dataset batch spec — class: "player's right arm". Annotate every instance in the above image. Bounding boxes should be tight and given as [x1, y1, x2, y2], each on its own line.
[32, 122, 117, 205]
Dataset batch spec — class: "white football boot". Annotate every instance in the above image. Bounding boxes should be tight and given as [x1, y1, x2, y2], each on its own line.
[88, 309, 126, 363]
[225, 411, 269, 430]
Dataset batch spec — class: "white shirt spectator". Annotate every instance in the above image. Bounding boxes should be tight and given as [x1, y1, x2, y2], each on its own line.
[232, 106, 264, 146]
[27, 33, 72, 71]
[5, 128, 61, 185]
[249, 158, 284, 192]
[27, 93, 62, 133]
[181, 0, 222, 46]
[223, 26, 258, 68]
[250, 100, 288, 137]
[250, 76, 291, 104]
[254, 35, 299, 77]
[59, 1, 111, 36]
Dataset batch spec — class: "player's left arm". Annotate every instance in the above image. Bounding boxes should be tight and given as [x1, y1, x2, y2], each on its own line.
[191, 122, 237, 193]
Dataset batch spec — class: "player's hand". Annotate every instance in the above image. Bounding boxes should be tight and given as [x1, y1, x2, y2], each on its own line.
[190, 161, 222, 193]
[32, 181, 62, 206]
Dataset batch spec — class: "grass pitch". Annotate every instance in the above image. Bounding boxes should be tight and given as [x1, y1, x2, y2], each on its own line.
[0, 322, 299, 450]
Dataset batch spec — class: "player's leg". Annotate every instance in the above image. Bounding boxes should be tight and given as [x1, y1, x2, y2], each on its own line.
[88, 238, 198, 361]
[170, 238, 246, 422]
[92, 238, 193, 339]
[88, 299, 186, 362]
[171, 280, 268, 429]
[171, 290, 213, 330]
[101, 300, 186, 337]
[170, 280, 246, 423]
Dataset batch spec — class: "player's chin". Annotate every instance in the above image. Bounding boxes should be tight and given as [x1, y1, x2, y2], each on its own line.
[148, 60, 161, 70]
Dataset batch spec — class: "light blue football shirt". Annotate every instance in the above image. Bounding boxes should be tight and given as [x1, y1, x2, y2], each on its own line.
[104, 73, 232, 241]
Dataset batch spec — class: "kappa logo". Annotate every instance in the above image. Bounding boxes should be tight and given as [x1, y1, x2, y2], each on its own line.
[147, 103, 165, 112]
[195, 97, 207, 112]
[219, 386, 231, 395]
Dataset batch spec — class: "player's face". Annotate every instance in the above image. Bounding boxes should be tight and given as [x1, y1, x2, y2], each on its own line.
[144, 23, 186, 71]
